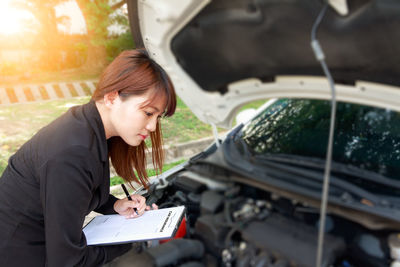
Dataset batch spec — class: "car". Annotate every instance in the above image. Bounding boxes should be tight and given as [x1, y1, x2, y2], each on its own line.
[125, 0, 400, 266]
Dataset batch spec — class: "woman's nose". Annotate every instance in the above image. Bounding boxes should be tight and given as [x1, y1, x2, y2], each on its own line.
[146, 117, 157, 132]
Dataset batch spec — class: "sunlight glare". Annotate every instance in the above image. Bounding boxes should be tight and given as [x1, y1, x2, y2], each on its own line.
[0, 1, 33, 35]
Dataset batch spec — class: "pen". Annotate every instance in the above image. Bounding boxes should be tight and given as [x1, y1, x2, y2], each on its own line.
[121, 184, 139, 215]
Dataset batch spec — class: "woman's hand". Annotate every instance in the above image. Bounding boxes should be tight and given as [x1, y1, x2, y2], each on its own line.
[114, 194, 147, 218]
[146, 203, 158, 211]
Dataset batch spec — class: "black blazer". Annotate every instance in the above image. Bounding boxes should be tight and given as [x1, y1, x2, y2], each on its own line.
[0, 101, 130, 266]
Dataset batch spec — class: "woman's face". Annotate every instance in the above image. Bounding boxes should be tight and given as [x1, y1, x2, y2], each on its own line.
[106, 90, 166, 146]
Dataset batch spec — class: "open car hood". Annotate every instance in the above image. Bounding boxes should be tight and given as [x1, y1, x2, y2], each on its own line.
[127, 0, 400, 128]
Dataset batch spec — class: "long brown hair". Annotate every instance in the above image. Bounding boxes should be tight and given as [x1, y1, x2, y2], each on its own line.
[92, 49, 176, 188]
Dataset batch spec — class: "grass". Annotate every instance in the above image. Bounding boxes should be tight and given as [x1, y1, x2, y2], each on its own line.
[240, 99, 267, 111]
[0, 97, 90, 174]
[109, 159, 186, 187]
[159, 97, 219, 144]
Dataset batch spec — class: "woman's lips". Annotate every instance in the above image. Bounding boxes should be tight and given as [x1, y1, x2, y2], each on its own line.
[139, 134, 148, 140]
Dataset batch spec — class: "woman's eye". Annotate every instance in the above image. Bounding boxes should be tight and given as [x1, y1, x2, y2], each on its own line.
[145, 111, 153, 117]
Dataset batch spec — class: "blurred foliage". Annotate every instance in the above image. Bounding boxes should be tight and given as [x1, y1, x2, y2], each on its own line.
[105, 32, 135, 61]
[38, 34, 89, 70]
[14, 0, 68, 71]
[75, 0, 124, 72]
[105, 1, 135, 60]
[76, 0, 112, 46]
[6, 0, 130, 75]
[66, 42, 89, 68]
[0, 62, 19, 76]
[0, 34, 90, 81]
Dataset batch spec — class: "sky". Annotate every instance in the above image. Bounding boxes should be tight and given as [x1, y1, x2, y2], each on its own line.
[55, 1, 87, 34]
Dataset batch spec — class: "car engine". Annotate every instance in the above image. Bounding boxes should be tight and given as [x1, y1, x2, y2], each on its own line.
[138, 162, 399, 267]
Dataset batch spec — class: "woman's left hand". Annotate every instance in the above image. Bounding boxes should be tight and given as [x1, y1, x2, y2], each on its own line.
[114, 194, 147, 219]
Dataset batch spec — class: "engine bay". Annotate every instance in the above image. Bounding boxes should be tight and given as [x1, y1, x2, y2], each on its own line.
[138, 163, 399, 267]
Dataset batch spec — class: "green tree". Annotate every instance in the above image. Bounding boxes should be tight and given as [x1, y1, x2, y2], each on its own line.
[75, 0, 130, 74]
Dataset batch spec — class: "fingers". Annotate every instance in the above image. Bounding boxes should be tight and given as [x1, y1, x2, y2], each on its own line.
[115, 199, 138, 219]
[117, 194, 159, 219]
[145, 203, 158, 211]
[124, 208, 138, 219]
[130, 197, 144, 214]
[131, 194, 146, 205]
[127, 202, 142, 217]
[122, 195, 146, 218]
[130, 194, 147, 213]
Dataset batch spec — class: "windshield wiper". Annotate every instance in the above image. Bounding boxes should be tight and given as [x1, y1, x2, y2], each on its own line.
[250, 156, 399, 209]
[255, 154, 400, 191]
[222, 129, 253, 162]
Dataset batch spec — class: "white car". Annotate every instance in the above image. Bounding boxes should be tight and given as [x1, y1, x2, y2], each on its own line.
[125, 1, 400, 266]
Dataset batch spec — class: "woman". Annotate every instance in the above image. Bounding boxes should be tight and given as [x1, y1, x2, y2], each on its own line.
[0, 49, 176, 266]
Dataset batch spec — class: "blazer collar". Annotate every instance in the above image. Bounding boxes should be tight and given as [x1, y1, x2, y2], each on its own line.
[85, 100, 108, 162]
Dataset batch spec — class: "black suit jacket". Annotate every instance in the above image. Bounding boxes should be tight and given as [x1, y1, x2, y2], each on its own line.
[0, 101, 130, 266]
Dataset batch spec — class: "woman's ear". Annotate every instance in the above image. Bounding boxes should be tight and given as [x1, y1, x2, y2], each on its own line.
[104, 91, 119, 108]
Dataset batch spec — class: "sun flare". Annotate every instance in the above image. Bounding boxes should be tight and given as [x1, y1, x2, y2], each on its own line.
[0, 1, 33, 35]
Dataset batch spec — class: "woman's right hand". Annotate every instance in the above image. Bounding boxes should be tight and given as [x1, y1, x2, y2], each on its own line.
[114, 194, 147, 218]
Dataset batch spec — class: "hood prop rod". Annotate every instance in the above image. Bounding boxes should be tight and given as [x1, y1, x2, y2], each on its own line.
[311, 3, 338, 267]
[211, 123, 221, 147]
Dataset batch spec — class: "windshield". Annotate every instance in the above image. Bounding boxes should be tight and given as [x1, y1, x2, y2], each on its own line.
[233, 99, 400, 193]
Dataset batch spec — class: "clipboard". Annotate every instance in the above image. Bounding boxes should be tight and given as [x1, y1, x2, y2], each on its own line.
[83, 206, 185, 245]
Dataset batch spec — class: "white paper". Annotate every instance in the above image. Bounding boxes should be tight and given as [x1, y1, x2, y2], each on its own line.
[83, 206, 185, 245]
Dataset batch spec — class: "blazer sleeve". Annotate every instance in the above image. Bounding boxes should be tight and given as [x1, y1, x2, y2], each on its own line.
[39, 146, 131, 267]
[95, 194, 119, 215]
